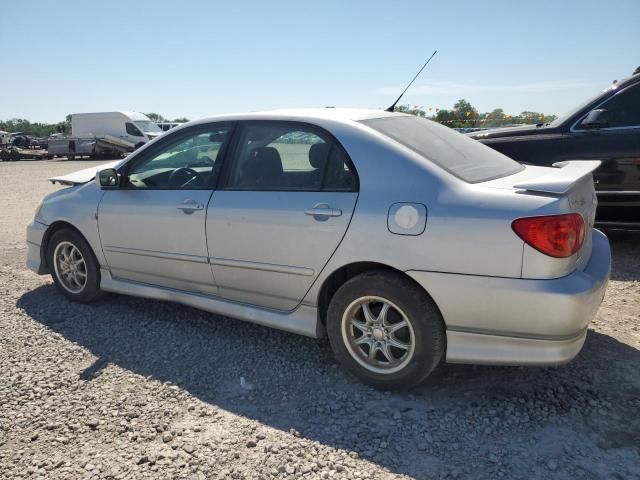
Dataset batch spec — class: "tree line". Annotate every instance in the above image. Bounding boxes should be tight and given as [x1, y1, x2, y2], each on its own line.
[395, 99, 557, 128]
[1, 101, 555, 137]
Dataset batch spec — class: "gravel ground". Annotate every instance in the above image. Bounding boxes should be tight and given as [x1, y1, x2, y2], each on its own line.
[1, 159, 639, 480]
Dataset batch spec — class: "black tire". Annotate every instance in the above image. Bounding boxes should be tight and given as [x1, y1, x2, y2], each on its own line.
[326, 270, 445, 390]
[46, 228, 103, 303]
[9, 149, 20, 161]
[0, 149, 9, 161]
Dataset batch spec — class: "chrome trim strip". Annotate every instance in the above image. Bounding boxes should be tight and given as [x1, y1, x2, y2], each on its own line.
[595, 221, 640, 227]
[596, 190, 640, 195]
[100, 269, 319, 337]
[209, 257, 314, 276]
[103, 246, 208, 264]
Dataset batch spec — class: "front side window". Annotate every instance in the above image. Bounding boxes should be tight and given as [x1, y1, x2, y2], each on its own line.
[225, 123, 357, 191]
[598, 84, 640, 128]
[126, 122, 144, 137]
[125, 126, 232, 189]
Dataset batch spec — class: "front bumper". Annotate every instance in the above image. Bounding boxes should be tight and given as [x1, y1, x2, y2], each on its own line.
[407, 229, 611, 366]
[26, 220, 49, 274]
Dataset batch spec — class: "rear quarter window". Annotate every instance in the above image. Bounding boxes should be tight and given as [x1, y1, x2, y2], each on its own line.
[361, 116, 524, 183]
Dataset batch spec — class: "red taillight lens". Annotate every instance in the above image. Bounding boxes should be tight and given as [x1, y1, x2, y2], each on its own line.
[512, 214, 585, 258]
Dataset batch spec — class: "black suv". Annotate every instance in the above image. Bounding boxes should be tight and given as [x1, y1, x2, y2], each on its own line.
[468, 69, 640, 228]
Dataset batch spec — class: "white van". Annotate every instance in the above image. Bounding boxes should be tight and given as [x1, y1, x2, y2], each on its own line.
[71, 112, 163, 147]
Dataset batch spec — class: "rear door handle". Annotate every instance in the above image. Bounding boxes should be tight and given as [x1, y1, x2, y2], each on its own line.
[305, 203, 342, 220]
[177, 199, 204, 213]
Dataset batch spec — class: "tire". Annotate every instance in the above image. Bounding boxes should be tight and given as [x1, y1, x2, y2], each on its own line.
[0, 149, 9, 161]
[47, 228, 103, 303]
[326, 270, 445, 390]
[9, 149, 20, 161]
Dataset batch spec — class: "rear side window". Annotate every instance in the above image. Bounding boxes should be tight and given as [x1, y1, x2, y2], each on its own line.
[225, 122, 357, 191]
[361, 116, 524, 183]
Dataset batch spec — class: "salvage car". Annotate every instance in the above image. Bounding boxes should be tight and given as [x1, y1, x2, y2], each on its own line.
[468, 68, 640, 229]
[26, 109, 611, 389]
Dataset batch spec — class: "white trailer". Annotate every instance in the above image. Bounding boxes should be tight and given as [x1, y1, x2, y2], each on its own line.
[71, 112, 163, 148]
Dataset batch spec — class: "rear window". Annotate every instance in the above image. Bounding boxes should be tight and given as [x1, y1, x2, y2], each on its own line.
[361, 116, 524, 183]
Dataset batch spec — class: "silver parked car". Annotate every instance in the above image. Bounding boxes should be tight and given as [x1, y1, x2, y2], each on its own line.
[26, 109, 611, 389]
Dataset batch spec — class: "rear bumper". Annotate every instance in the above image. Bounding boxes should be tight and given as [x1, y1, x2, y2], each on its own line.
[407, 229, 611, 366]
[26, 220, 48, 275]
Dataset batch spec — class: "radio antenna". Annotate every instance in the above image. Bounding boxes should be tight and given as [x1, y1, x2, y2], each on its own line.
[386, 50, 438, 112]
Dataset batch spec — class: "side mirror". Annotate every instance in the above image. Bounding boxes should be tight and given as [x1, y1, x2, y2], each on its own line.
[97, 168, 119, 188]
[580, 109, 609, 129]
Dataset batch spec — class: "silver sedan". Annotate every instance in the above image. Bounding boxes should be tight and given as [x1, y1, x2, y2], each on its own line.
[26, 109, 611, 389]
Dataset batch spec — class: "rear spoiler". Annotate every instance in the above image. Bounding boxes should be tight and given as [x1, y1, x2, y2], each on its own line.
[514, 160, 601, 195]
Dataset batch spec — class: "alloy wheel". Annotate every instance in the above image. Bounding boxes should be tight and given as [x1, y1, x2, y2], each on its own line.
[53, 241, 88, 294]
[341, 296, 416, 374]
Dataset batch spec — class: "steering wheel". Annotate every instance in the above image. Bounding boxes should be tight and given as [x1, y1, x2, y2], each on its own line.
[168, 167, 199, 186]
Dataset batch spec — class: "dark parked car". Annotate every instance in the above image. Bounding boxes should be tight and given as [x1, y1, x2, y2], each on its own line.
[468, 69, 640, 228]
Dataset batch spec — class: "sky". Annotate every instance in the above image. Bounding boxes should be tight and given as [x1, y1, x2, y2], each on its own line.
[2, 0, 639, 123]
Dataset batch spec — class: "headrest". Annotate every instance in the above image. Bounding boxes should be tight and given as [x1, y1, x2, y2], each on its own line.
[252, 146, 283, 173]
[308, 142, 330, 169]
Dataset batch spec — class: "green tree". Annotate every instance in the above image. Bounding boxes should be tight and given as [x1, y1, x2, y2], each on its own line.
[144, 112, 167, 122]
[451, 99, 478, 128]
[172, 117, 190, 123]
[394, 104, 426, 117]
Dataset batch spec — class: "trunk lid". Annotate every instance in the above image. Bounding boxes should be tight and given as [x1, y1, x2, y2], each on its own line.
[481, 161, 599, 278]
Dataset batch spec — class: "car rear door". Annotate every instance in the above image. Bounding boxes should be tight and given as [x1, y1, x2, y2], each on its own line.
[206, 121, 358, 311]
[97, 123, 234, 295]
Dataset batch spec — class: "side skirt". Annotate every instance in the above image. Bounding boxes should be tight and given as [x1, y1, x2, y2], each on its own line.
[99, 269, 320, 338]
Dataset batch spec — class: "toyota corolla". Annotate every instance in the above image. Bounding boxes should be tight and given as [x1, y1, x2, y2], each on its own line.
[26, 109, 611, 389]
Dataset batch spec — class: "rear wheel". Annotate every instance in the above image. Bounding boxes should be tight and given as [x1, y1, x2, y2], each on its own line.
[47, 229, 102, 303]
[327, 271, 445, 390]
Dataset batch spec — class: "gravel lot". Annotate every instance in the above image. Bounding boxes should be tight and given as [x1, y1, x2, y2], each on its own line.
[1, 159, 639, 480]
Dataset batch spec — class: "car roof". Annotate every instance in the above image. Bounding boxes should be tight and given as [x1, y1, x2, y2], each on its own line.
[189, 108, 409, 126]
[615, 71, 640, 89]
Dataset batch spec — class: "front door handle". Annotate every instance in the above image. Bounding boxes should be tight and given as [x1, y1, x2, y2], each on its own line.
[177, 199, 204, 213]
[305, 203, 342, 220]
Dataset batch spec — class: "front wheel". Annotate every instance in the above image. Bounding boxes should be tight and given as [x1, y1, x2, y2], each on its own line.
[47, 229, 102, 303]
[327, 271, 445, 390]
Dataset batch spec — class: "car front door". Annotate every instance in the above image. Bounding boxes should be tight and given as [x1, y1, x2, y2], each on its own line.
[206, 121, 359, 310]
[565, 83, 640, 223]
[97, 123, 234, 295]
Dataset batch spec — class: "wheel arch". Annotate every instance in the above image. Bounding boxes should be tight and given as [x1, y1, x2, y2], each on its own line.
[41, 221, 93, 272]
[316, 261, 445, 328]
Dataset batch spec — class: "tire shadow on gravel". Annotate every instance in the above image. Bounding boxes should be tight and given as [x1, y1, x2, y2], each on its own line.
[17, 285, 640, 479]
[604, 229, 640, 281]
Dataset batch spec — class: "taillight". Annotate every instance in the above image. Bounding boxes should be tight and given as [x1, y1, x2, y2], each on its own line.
[512, 214, 585, 258]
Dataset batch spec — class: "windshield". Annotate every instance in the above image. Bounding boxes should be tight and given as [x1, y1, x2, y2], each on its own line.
[361, 116, 524, 183]
[134, 120, 162, 133]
